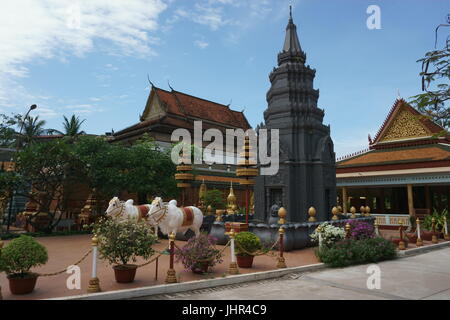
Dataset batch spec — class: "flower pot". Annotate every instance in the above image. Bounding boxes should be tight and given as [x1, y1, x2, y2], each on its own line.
[191, 261, 210, 274]
[236, 255, 254, 268]
[422, 231, 434, 241]
[7, 273, 38, 295]
[113, 264, 138, 283]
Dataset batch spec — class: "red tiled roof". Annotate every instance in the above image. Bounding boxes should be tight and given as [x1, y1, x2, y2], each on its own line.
[154, 87, 251, 130]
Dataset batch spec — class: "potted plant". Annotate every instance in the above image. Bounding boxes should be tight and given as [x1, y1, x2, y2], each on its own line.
[92, 217, 156, 283]
[175, 234, 223, 274]
[0, 235, 48, 294]
[234, 232, 261, 268]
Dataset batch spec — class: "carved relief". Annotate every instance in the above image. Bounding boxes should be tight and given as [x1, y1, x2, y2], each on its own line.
[380, 110, 429, 142]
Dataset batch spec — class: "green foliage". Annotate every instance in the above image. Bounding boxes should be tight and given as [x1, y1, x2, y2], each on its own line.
[0, 235, 48, 276]
[234, 231, 261, 257]
[0, 230, 91, 240]
[410, 19, 449, 130]
[92, 217, 157, 266]
[316, 237, 397, 268]
[203, 189, 225, 212]
[423, 208, 449, 231]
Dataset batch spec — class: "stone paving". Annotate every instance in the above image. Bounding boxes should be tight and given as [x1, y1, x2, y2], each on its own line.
[0, 234, 318, 300]
[140, 246, 450, 300]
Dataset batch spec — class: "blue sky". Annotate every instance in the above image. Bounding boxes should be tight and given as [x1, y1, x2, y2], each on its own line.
[0, 0, 448, 157]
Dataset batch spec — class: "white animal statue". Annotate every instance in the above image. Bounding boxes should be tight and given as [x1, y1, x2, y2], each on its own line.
[148, 197, 203, 237]
[105, 197, 158, 233]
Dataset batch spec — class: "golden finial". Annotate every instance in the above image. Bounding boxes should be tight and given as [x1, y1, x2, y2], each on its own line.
[365, 206, 371, 216]
[331, 206, 339, 220]
[169, 232, 176, 241]
[278, 227, 285, 234]
[308, 206, 316, 222]
[360, 206, 366, 215]
[91, 235, 98, 246]
[350, 206, 356, 218]
[278, 207, 287, 224]
[345, 223, 351, 237]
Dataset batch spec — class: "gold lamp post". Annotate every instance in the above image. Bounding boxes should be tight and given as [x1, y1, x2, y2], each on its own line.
[226, 182, 238, 215]
[236, 135, 258, 224]
[198, 179, 207, 211]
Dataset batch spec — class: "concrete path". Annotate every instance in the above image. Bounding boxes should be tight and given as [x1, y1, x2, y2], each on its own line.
[138, 247, 450, 300]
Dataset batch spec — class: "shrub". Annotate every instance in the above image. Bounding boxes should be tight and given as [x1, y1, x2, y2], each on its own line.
[175, 234, 223, 272]
[0, 235, 48, 277]
[316, 237, 397, 268]
[234, 232, 261, 257]
[310, 222, 345, 248]
[92, 217, 157, 266]
[423, 209, 449, 231]
[348, 219, 375, 240]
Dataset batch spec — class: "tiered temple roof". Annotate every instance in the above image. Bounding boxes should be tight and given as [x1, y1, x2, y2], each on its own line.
[112, 86, 251, 142]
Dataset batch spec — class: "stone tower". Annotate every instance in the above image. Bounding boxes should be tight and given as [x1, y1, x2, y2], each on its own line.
[254, 8, 336, 223]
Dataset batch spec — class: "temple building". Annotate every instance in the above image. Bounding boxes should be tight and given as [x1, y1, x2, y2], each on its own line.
[112, 85, 252, 208]
[337, 98, 450, 228]
[254, 9, 337, 223]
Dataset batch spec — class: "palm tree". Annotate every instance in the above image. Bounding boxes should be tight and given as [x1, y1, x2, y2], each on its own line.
[53, 115, 86, 138]
[18, 115, 46, 146]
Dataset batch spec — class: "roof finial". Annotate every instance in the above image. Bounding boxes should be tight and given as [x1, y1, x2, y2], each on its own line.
[289, 5, 292, 20]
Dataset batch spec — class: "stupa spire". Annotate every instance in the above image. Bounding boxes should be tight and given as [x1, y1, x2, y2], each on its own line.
[278, 6, 306, 65]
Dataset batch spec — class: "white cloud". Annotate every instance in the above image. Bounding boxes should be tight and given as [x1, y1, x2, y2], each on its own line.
[194, 40, 209, 49]
[0, 0, 167, 78]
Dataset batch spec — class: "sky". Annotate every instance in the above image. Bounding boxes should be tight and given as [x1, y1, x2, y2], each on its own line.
[0, 0, 448, 157]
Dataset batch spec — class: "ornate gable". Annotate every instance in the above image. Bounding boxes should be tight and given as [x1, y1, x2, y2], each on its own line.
[379, 109, 430, 142]
[141, 88, 167, 121]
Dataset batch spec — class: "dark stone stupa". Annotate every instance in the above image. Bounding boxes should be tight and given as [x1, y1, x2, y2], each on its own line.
[254, 8, 337, 223]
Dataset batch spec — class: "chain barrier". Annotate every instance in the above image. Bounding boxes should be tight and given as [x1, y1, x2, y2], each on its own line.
[234, 237, 280, 258]
[37, 248, 93, 277]
[136, 253, 163, 268]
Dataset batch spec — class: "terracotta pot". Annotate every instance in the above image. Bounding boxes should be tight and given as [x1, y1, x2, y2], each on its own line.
[422, 231, 434, 241]
[236, 255, 254, 268]
[191, 261, 210, 274]
[113, 264, 137, 283]
[7, 273, 38, 295]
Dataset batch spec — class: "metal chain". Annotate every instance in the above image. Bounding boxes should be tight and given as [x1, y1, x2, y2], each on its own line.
[235, 237, 280, 257]
[37, 248, 93, 277]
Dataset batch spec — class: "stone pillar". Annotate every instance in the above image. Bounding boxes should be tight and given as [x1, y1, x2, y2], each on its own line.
[407, 184, 414, 217]
[342, 187, 348, 214]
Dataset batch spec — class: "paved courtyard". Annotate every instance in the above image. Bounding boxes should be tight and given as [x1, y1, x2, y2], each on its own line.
[140, 247, 450, 300]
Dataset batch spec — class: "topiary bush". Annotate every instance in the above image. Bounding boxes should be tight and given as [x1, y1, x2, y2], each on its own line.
[0, 235, 48, 278]
[234, 232, 261, 257]
[316, 237, 397, 268]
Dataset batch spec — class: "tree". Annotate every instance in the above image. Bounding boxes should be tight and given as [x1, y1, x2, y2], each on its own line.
[19, 115, 47, 146]
[410, 15, 450, 130]
[52, 114, 86, 139]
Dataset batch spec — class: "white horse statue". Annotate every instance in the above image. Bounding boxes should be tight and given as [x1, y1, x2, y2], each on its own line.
[105, 197, 158, 233]
[148, 197, 203, 237]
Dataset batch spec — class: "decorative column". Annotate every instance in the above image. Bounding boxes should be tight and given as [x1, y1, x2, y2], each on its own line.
[431, 218, 438, 244]
[398, 221, 406, 250]
[236, 135, 258, 224]
[175, 157, 193, 206]
[444, 216, 449, 241]
[407, 184, 415, 217]
[87, 235, 101, 293]
[165, 232, 177, 283]
[416, 218, 423, 247]
[227, 229, 239, 275]
[345, 223, 351, 239]
[277, 227, 287, 268]
[342, 187, 348, 214]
